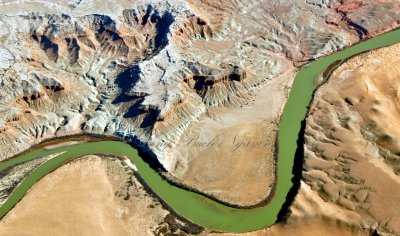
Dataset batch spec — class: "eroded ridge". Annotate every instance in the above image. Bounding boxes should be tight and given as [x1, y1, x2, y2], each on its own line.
[1, 0, 400, 206]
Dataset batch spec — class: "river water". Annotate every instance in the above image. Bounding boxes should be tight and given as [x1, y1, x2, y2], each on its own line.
[1, 28, 400, 232]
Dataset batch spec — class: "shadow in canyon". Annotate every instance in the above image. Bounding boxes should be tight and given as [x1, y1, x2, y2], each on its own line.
[276, 119, 306, 222]
[113, 65, 140, 104]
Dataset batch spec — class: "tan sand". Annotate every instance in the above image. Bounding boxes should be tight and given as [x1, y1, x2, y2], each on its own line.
[298, 42, 400, 234]
[0, 155, 169, 236]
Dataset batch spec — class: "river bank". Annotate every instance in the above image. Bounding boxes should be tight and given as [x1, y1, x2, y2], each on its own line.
[1, 28, 400, 233]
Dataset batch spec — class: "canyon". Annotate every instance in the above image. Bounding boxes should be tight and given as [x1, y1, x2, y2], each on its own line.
[1, 0, 399, 206]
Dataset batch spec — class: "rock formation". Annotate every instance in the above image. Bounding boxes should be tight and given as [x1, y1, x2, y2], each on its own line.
[0, 0, 400, 206]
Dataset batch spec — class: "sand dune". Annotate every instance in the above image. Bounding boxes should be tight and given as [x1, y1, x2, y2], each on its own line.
[296, 42, 400, 234]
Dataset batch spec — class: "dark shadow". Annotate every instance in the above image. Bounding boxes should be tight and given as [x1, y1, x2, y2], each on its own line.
[154, 11, 174, 49]
[139, 110, 159, 129]
[39, 34, 59, 61]
[91, 14, 114, 35]
[113, 65, 141, 104]
[276, 119, 306, 222]
[348, 21, 368, 38]
[371, 229, 380, 236]
[124, 135, 166, 172]
[137, 145, 165, 172]
[192, 75, 209, 90]
[141, 5, 153, 25]
[112, 65, 159, 129]
[123, 101, 159, 130]
[122, 98, 144, 117]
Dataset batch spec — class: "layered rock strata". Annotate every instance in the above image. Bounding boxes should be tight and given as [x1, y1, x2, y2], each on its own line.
[0, 0, 400, 205]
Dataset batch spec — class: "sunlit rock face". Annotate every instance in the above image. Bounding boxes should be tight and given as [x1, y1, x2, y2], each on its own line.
[0, 0, 399, 206]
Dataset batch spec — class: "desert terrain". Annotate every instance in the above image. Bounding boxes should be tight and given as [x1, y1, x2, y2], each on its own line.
[0, 0, 400, 235]
[0, 155, 201, 235]
[0, 0, 399, 206]
[0, 154, 371, 236]
[289, 42, 400, 235]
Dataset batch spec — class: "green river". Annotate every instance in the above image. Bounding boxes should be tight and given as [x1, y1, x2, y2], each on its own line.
[1, 29, 400, 233]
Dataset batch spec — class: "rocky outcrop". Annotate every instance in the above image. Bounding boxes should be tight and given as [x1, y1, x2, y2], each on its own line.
[0, 0, 400, 206]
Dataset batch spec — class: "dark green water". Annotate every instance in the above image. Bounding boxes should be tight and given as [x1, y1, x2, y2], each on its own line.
[1, 29, 400, 232]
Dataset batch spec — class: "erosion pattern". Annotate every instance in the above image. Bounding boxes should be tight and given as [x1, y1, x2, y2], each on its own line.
[290, 43, 400, 235]
[0, 0, 399, 206]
